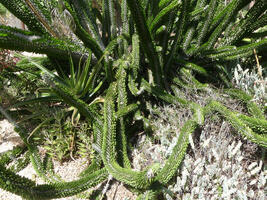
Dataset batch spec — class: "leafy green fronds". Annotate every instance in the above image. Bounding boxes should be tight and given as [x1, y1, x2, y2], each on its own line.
[67, 0, 105, 51]
[61, 0, 103, 58]
[204, 0, 244, 49]
[224, 0, 267, 45]
[206, 38, 267, 60]
[182, 25, 196, 53]
[196, 0, 217, 47]
[208, 0, 250, 32]
[165, 0, 190, 72]
[174, 58, 209, 77]
[126, 0, 162, 85]
[149, 1, 180, 34]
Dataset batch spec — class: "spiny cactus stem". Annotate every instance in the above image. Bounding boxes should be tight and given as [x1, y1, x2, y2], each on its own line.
[24, 0, 58, 37]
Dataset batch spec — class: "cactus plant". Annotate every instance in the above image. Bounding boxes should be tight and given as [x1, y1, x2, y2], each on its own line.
[0, 0, 266, 199]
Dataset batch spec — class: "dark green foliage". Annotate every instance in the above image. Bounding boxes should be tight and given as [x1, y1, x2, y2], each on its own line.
[142, 78, 188, 106]
[223, 0, 267, 45]
[31, 168, 108, 199]
[0, 0, 266, 199]
[0, 26, 84, 63]
[0, 163, 37, 199]
[9, 151, 31, 173]
[126, 0, 162, 85]
[0, 0, 46, 34]
[0, 162, 108, 199]
[196, 0, 217, 46]
[0, 146, 25, 166]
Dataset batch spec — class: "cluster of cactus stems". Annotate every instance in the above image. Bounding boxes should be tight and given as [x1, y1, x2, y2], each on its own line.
[0, 0, 266, 199]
